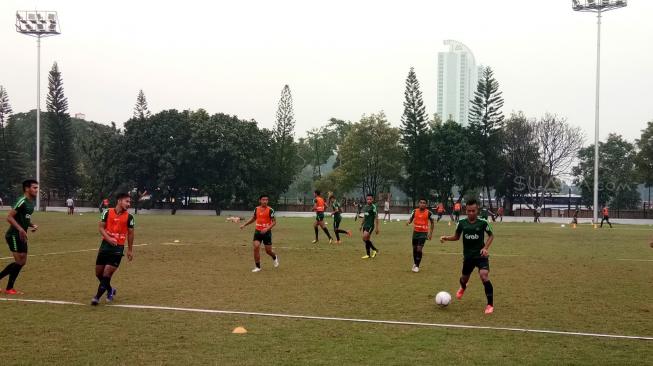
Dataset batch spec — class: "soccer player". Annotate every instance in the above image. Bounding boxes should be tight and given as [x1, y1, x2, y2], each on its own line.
[453, 201, 462, 223]
[436, 202, 446, 222]
[66, 197, 75, 215]
[99, 198, 110, 213]
[440, 198, 495, 314]
[1, 180, 39, 295]
[497, 206, 504, 222]
[534, 205, 541, 223]
[360, 194, 380, 259]
[600, 206, 612, 228]
[240, 194, 279, 272]
[571, 209, 579, 225]
[383, 197, 391, 223]
[406, 198, 434, 272]
[91, 193, 134, 305]
[329, 194, 352, 244]
[311, 190, 333, 244]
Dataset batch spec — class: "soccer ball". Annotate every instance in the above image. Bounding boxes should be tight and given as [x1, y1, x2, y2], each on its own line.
[561, 224, 566, 228]
[435, 291, 452, 307]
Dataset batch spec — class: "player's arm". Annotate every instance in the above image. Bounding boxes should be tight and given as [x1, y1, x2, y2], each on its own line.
[481, 225, 494, 257]
[406, 211, 414, 226]
[127, 228, 134, 261]
[374, 209, 380, 234]
[266, 217, 277, 232]
[6, 208, 28, 242]
[240, 212, 256, 229]
[440, 224, 461, 243]
[428, 215, 435, 240]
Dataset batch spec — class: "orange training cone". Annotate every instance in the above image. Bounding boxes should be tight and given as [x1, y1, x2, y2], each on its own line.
[232, 327, 248, 334]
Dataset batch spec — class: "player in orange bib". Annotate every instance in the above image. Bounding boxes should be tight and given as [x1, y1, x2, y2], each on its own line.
[91, 193, 135, 305]
[406, 198, 435, 272]
[311, 190, 333, 244]
[600, 206, 612, 228]
[453, 201, 462, 223]
[240, 194, 279, 272]
[435, 202, 446, 222]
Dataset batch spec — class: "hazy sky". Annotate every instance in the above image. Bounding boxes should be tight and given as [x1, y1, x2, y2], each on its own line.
[1, 0, 651, 143]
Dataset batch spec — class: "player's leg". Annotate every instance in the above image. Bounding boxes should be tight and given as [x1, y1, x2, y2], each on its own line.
[101, 264, 119, 302]
[607, 216, 612, 228]
[313, 220, 319, 242]
[263, 232, 278, 267]
[319, 219, 333, 242]
[457, 259, 474, 299]
[4, 251, 27, 293]
[478, 263, 493, 314]
[252, 240, 262, 272]
[361, 230, 374, 258]
[412, 237, 424, 272]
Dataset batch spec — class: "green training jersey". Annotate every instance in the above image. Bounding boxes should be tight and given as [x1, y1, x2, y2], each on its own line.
[331, 201, 342, 218]
[6, 196, 34, 236]
[455, 218, 493, 259]
[480, 208, 489, 219]
[362, 203, 377, 227]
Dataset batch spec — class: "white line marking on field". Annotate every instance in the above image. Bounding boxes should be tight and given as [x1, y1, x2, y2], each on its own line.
[1, 297, 651, 341]
[0, 244, 149, 260]
[616, 258, 653, 262]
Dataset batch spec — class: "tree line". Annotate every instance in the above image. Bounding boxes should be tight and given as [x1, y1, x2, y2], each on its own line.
[1, 62, 651, 211]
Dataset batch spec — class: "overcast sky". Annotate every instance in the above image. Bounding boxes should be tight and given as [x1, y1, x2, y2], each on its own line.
[1, 0, 651, 143]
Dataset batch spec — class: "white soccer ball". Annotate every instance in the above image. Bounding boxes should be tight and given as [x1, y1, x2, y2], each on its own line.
[435, 291, 452, 307]
[561, 224, 566, 228]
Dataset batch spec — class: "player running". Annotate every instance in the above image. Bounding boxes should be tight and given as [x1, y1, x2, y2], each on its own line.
[440, 198, 495, 315]
[1, 180, 39, 295]
[329, 194, 352, 244]
[406, 198, 435, 272]
[311, 190, 333, 244]
[360, 194, 380, 259]
[453, 201, 462, 223]
[240, 194, 279, 272]
[91, 193, 135, 305]
[497, 206, 504, 222]
[600, 206, 612, 228]
[435, 202, 446, 222]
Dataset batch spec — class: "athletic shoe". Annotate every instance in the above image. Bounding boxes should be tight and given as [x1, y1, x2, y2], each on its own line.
[361, 255, 370, 259]
[329, 238, 334, 245]
[346, 230, 352, 237]
[106, 288, 117, 303]
[371, 250, 378, 258]
[91, 297, 100, 306]
[412, 265, 419, 273]
[273, 256, 279, 268]
[311, 240, 318, 244]
[485, 305, 494, 314]
[456, 287, 465, 300]
[251, 267, 262, 273]
[3, 288, 22, 295]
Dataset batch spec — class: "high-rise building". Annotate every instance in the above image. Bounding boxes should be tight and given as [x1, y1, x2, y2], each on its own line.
[436, 40, 481, 126]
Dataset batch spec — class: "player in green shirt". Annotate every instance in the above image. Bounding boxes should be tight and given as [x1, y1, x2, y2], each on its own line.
[329, 194, 352, 244]
[360, 194, 380, 259]
[440, 198, 495, 314]
[1, 180, 39, 295]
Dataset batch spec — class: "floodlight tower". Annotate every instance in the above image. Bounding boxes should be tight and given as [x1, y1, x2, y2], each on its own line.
[571, 0, 626, 223]
[15, 11, 61, 210]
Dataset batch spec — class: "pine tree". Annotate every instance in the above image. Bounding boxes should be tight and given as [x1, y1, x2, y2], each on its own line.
[133, 89, 152, 120]
[44, 62, 78, 197]
[270, 85, 300, 197]
[468, 66, 505, 209]
[0, 86, 25, 197]
[399, 67, 429, 204]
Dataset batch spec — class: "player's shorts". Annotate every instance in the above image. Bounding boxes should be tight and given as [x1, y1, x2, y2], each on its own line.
[96, 249, 124, 267]
[362, 225, 375, 234]
[437, 212, 444, 217]
[315, 212, 325, 222]
[333, 215, 342, 228]
[5, 234, 28, 253]
[462, 257, 490, 275]
[412, 231, 428, 246]
[603, 215, 610, 220]
[384, 210, 390, 214]
[253, 230, 272, 245]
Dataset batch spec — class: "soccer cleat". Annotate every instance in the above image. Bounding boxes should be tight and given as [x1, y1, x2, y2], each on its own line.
[456, 288, 465, 300]
[273, 256, 279, 268]
[412, 265, 419, 273]
[371, 250, 378, 258]
[361, 255, 370, 259]
[329, 238, 334, 245]
[485, 305, 494, 314]
[106, 288, 117, 303]
[3, 288, 22, 295]
[251, 267, 262, 273]
[91, 297, 100, 306]
[346, 230, 352, 237]
[311, 240, 318, 244]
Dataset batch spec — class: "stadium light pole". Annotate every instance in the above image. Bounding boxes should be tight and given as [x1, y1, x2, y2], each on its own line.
[571, 0, 626, 223]
[15, 10, 61, 210]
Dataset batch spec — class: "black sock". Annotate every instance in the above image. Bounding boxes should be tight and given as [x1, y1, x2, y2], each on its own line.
[314, 227, 319, 240]
[459, 277, 467, 290]
[6, 263, 23, 289]
[255, 262, 261, 268]
[270, 253, 276, 260]
[322, 227, 332, 240]
[483, 280, 494, 306]
[413, 247, 422, 266]
[364, 241, 371, 255]
[0, 262, 16, 280]
[102, 277, 113, 296]
[335, 231, 340, 241]
[365, 240, 376, 251]
[95, 276, 109, 299]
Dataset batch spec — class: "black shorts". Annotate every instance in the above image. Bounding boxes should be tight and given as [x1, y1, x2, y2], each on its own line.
[412, 232, 428, 246]
[462, 257, 490, 275]
[333, 215, 342, 229]
[96, 250, 123, 267]
[315, 212, 325, 222]
[5, 234, 28, 253]
[362, 225, 375, 234]
[253, 231, 272, 245]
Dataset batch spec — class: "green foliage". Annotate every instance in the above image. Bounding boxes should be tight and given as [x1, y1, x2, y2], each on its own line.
[573, 134, 640, 209]
[133, 89, 152, 120]
[44, 62, 79, 197]
[635, 120, 653, 187]
[270, 85, 302, 198]
[0, 86, 25, 199]
[400, 67, 429, 203]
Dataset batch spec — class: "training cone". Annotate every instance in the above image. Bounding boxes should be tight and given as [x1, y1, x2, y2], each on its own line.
[232, 326, 248, 334]
[448, 221, 451, 226]
[593, 224, 597, 229]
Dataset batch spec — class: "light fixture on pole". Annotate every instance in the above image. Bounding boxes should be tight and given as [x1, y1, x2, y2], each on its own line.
[15, 10, 61, 210]
[571, 0, 626, 223]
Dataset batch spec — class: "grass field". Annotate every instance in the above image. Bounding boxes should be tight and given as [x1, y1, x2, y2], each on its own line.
[1, 211, 652, 365]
